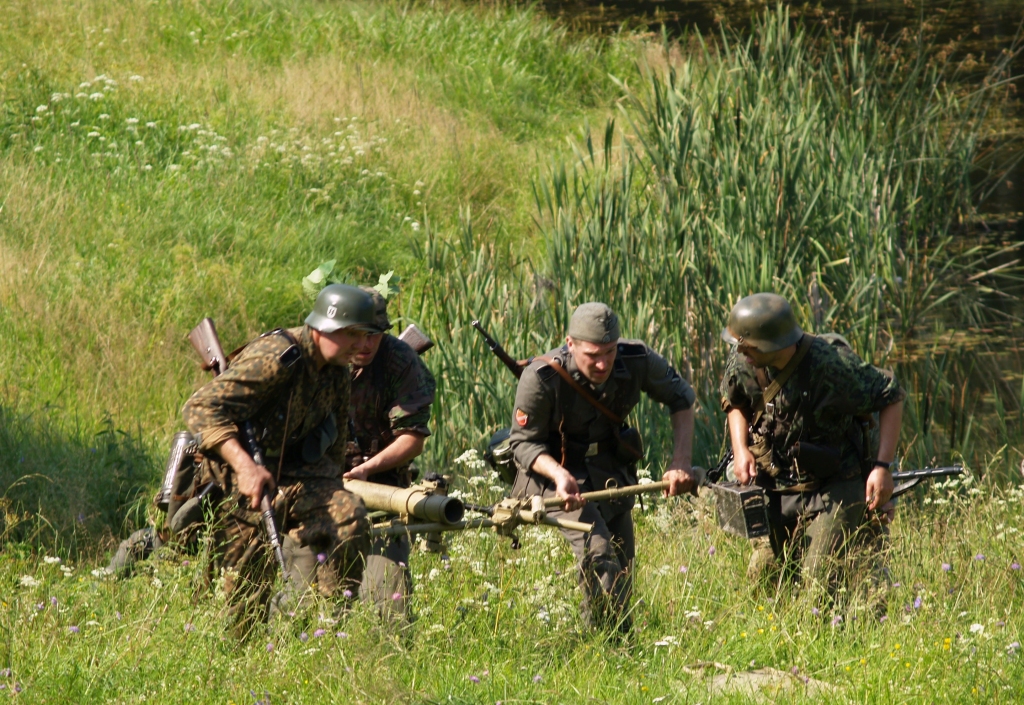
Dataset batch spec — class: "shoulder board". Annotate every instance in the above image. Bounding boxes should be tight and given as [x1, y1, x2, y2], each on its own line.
[816, 332, 851, 350]
[530, 353, 563, 382]
[616, 340, 648, 357]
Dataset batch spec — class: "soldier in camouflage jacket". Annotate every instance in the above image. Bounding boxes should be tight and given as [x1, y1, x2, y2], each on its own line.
[182, 285, 379, 634]
[343, 289, 436, 623]
[720, 293, 905, 593]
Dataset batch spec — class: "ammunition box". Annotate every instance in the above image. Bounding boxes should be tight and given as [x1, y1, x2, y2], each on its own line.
[712, 482, 769, 539]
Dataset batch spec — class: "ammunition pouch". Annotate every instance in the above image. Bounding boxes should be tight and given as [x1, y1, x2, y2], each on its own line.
[791, 441, 842, 480]
[749, 436, 778, 477]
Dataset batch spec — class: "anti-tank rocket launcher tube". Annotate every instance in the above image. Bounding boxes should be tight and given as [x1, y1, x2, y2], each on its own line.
[344, 478, 465, 525]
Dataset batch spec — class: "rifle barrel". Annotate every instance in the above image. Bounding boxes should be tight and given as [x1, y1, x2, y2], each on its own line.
[891, 466, 963, 481]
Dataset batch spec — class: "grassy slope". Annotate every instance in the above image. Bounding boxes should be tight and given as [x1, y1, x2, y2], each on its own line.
[0, 1, 1022, 702]
[0, 0, 637, 539]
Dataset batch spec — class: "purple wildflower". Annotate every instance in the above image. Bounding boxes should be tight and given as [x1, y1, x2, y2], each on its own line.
[336, 631, 349, 638]
[831, 615, 843, 626]
[34, 603, 44, 612]
[790, 666, 800, 675]
[316, 553, 327, 564]
[181, 560, 190, 567]
[708, 546, 716, 557]
[892, 582, 901, 588]
[12, 684, 20, 694]
[342, 589, 353, 599]
[469, 676, 480, 684]
[679, 565, 689, 574]
[533, 674, 542, 683]
[942, 563, 952, 572]
[115, 611, 121, 621]
[914, 596, 922, 610]
[879, 615, 888, 623]
[811, 608, 820, 617]
[974, 554, 985, 561]
[266, 642, 274, 653]
[299, 632, 309, 643]
[0, 669, 10, 678]
[184, 623, 195, 633]
[1012, 562, 1021, 571]
[313, 629, 325, 638]
[68, 625, 79, 633]
[50, 597, 57, 607]
[398, 561, 406, 568]
[392, 592, 402, 601]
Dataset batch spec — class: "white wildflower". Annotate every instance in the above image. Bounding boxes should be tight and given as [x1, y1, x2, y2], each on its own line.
[19, 575, 40, 588]
[167, 164, 181, 172]
[126, 117, 139, 125]
[89, 92, 104, 101]
[411, 222, 421, 231]
[130, 75, 143, 82]
[152, 577, 163, 589]
[970, 623, 984, 635]
[33, 145, 44, 153]
[146, 122, 157, 128]
[42, 556, 61, 565]
[36, 105, 48, 114]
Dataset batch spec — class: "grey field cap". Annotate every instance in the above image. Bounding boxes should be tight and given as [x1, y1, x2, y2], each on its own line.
[721, 292, 804, 353]
[568, 302, 621, 344]
[305, 284, 379, 334]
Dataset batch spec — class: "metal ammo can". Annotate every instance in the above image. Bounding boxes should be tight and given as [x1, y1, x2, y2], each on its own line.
[155, 431, 197, 512]
[712, 482, 769, 539]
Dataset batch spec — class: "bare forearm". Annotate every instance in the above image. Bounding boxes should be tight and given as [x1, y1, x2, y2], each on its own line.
[876, 400, 903, 463]
[355, 433, 426, 475]
[669, 408, 694, 470]
[531, 453, 569, 484]
[727, 408, 751, 455]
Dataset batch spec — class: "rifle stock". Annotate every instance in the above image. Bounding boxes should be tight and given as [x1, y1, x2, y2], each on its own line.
[397, 323, 434, 355]
[189, 319, 287, 575]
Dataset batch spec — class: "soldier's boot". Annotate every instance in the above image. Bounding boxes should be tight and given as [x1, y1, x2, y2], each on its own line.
[105, 527, 164, 578]
[746, 537, 779, 584]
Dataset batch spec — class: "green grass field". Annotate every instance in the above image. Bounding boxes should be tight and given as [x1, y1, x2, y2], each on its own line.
[1, 0, 1023, 701]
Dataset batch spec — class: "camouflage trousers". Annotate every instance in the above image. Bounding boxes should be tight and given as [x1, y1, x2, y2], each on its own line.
[211, 474, 369, 636]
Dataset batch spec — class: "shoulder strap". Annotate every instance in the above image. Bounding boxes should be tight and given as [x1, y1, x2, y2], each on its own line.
[537, 355, 623, 426]
[751, 334, 813, 428]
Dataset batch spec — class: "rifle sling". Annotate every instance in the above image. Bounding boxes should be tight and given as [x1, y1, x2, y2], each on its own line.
[750, 334, 813, 429]
[537, 356, 624, 426]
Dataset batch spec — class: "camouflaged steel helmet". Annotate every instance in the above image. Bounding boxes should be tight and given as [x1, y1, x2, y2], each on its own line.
[721, 293, 803, 353]
[359, 286, 393, 332]
[305, 284, 378, 334]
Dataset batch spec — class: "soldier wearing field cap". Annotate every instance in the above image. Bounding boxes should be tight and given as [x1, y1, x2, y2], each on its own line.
[182, 284, 382, 635]
[508, 302, 697, 634]
[719, 293, 904, 593]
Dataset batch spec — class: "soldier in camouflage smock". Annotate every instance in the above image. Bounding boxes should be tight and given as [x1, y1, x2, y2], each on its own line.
[719, 293, 905, 592]
[182, 285, 380, 634]
[343, 289, 436, 623]
[509, 302, 698, 634]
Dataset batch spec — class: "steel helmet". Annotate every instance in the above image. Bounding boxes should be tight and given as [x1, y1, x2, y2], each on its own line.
[721, 293, 803, 353]
[305, 284, 379, 334]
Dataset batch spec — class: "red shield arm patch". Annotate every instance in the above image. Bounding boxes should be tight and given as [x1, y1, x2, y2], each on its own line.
[514, 408, 529, 427]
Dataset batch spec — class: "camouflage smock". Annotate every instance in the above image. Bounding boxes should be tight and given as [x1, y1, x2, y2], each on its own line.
[719, 334, 906, 486]
[350, 334, 436, 487]
[509, 340, 695, 486]
[182, 325, 350, 479]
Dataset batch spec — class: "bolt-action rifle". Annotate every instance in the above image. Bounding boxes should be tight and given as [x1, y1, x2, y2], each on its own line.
[188, 317, 288, 575]
[471, 320, 531, 379]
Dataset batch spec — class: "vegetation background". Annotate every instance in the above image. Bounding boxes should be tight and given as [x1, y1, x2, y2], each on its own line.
[0, 0, 1022, 701]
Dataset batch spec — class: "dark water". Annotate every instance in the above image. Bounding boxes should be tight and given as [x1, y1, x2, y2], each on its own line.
[543, 0, 1024, 218]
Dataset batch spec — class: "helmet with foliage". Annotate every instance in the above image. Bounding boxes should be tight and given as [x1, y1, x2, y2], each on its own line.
[305, 284, 380, 334]
[721, 293, 803, 353]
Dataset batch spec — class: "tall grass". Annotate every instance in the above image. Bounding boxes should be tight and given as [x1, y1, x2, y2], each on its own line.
[413, 8, 1024, 477]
